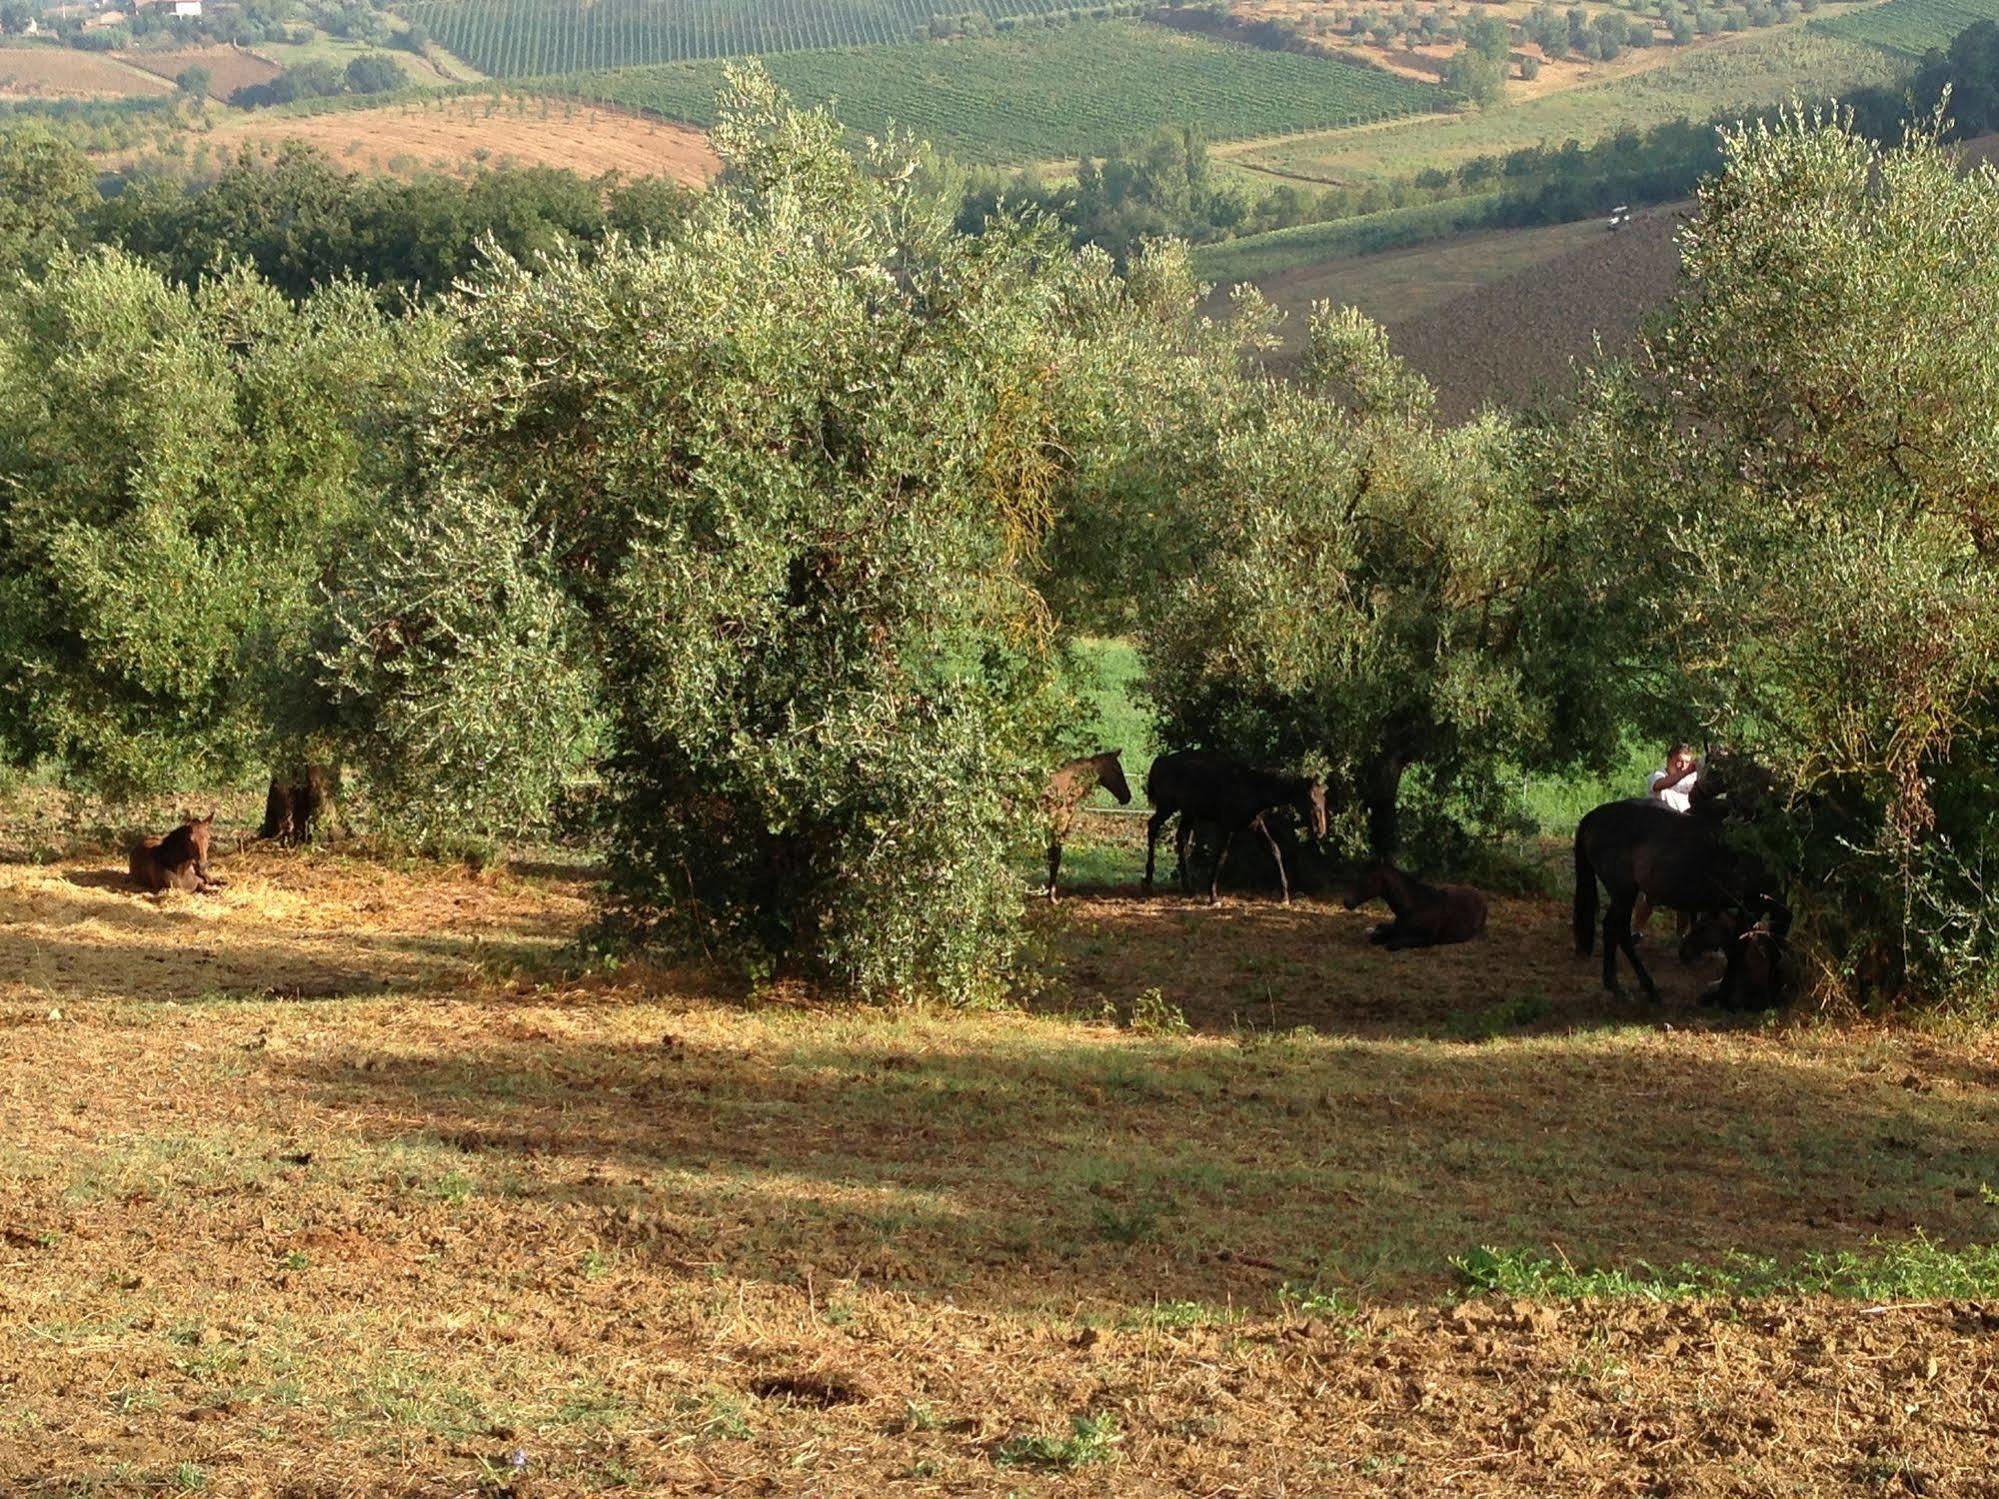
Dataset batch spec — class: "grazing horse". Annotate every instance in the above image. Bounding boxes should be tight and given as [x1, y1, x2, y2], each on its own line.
[1343, 860, 1487, 949]
[1042, 750, 1133, 899]
[1573, 796, 1788, 1000]
[1143, 751, 1329, 906]
[129, 812, 221, 894]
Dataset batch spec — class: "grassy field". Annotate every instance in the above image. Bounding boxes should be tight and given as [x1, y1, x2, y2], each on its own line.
[1225, 28, 1910, 185]
[548, 23, 1445, 161]
[8, 781, 1999, 1491]
[1815, 0, 1999, 53]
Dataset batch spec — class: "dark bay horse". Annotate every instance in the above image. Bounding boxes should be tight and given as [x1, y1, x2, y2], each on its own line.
[1682, 908, 1790, 1010]
[1573, 796, 1788, 1000]
[129, 812, 221, 894]
[1043, 750, 1133, 899]
[1344, 861, 1487, 949]
[1143, 751, 1329, 906]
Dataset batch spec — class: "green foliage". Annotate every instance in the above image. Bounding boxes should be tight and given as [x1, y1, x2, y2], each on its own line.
[994, 1411, 1122, 1469]
[344, 52, 407, 93]
[1454, 1233, 1999, 1301]
[89, 141, 696, 304]
[1133, 305, 1634, 852]
[0, 124, 96, 275]
[327, 67, 1174, 1000]
[551, 24, 1444, 163]
[1605, 108, 1999, 1005]
[0, 254, 434, 797]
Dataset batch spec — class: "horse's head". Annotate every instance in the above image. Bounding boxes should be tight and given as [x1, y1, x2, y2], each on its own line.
[1099, 751, 1133, 807]
[1679, 908, 1744, 964]
[184, 811, 216, 864]
[1690, 747, 1781, 819]
[1300, 778, 1329, 843]
[1342, 858, 1386, 911]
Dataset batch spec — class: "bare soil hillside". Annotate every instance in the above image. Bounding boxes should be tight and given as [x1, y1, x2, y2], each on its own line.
[204, 95, 719, 185]
[1387, 202, 1686, 418]
[115, 44, 283, 99]
[0, 43, 173, 98]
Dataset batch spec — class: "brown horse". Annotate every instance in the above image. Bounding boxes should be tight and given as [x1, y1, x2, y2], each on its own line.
[1143, 751, 1329, 906]
[1343, 860, 1487, 948]
[129, 812, 221, 894]
[1043, 750, 1132, 899]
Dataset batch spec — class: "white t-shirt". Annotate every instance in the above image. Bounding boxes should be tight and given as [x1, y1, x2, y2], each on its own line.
[1650, 766, 1695, 814]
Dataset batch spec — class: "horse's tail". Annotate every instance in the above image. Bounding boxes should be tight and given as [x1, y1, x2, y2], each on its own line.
[1573, 819, 1598, 956]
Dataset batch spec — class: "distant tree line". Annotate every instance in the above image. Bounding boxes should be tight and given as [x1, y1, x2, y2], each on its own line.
[1, 129, 695, 302]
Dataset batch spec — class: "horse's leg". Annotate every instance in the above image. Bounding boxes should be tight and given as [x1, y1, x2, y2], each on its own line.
[1616, 900, 1662, 1002]
[1253, 816, 1289, 904]
[1176, 819, 1195, 895]
[1143, 809, 1169, 896]
[1209, 829, 1236, 906]
[1602, 890, 1635, 994]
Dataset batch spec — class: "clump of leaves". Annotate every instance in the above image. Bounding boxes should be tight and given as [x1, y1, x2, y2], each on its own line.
[994, 1411, 1122, 1470]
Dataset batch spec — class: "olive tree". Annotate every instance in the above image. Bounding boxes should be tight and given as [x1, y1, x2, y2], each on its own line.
[0, 253, 434, 802]
[325, 68, 1178, 1001]
[1611, 108, 1999, 1005]
[1136, 304, 1631, 857]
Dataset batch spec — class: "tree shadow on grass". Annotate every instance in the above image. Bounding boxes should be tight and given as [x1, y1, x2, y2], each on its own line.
[1029, 888, 1729, 1041]
[277, 1003, 1999, 1317]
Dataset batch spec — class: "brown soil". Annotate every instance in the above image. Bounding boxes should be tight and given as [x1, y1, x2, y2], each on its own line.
[199, 95, 720, 185]
[1385, 199, 1687, 419]
[7, 812, 1999, 1492]
[114, 43, 282, 99]
[0, 42, 173, 98]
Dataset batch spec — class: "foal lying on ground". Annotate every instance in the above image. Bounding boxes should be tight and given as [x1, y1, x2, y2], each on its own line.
[1343, 860, 1487, 949]
[129, 812, 222, 894]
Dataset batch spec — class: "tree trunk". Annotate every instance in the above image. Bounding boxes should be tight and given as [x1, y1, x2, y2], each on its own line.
[259, 764, 335, 846]
[1365, 754, 1405, 857]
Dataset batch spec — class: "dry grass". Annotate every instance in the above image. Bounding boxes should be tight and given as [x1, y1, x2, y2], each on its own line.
[197, 94, 719, 185]
[0, 42, 173, 99]
[7, 804, 1999, 1492]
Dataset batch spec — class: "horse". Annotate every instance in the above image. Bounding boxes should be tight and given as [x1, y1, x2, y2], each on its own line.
[1573, 794, 1788, 1000]
[1042, 750, 1132, 899]
[129, 812, 222, 894]
[1343, 860, 1487, 949]
[1681, 909, 1790, 1011]
[1143, 751, 1329, 906]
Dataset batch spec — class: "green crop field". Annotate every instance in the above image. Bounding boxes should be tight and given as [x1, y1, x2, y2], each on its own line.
[1224, 28, 1910, 185]
[547, 23, 1446, 161]
[1815, 0, 1999, 53]
[408, 0, 1097, 73]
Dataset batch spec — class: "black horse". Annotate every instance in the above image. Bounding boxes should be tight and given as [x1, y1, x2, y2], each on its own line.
[1143, 751, 1329, 905]
[1573, 787, 1789, 1000]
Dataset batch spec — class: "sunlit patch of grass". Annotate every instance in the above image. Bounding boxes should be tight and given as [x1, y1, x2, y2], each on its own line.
[994, 1410, 1122, 1471]
[1454, 1232, 1999, 1302]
